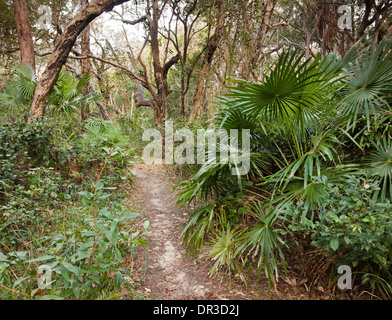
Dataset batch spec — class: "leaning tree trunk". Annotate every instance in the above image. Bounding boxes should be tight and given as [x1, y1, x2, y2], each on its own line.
[30, 0, 130, 119]
[13, 0, 35, 71]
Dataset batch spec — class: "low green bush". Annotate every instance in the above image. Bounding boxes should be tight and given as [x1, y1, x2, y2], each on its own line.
[281, 176, 392, 298]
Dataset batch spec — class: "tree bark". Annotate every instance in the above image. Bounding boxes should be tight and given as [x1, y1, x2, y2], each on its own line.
[249, 0, 277, 77]
[13, 0, 35, 71]
[80, 0, 92, 121]
[30, 0, 130, 119]
[357, 0, 373, 41]
[96, 102, 111, 120]
[188, 0, 227, 123]
[147, 0, 180, 125]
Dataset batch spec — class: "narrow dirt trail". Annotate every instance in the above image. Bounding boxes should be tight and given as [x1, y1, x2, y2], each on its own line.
[129, 164, 250, 300]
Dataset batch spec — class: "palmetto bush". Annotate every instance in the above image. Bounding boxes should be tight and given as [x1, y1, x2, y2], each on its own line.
[0, 64, 37, 118]
[179, 37, 392, 294]
[47, 71, 100, 117]
[0, 65, 99, 120]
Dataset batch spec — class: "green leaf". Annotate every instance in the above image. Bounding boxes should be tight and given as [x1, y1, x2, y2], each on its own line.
[72, 282, 81, 299]
[78, 191, 94, 200]
[132, 238, 148, 246]
[0, 252, 9, 262]
[114, 247, 122, 261]
[106, 220, 118, 244]
[114, 271, 123, 290]
[74, 253, 91, 262]
[238, 206, 248, 215]
[63, 262, 81, 277]
[120, 213, 139, 221]
[97, 193, 111, 201]
[330, 238, 339, 251]
[99, 208, 113, 219]
[37, 295, 64, 300]
[81, 231, 98, 237]
[61, 266, 71, 281]
[96, 181, 104, 190]
[27, 255, 55, 263]
[13, 276, 29, 288]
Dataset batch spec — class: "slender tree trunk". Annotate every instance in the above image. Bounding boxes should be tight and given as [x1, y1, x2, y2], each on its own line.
[180, 81, 186, 117]
[80, 0, 91, 121]
[249, 0, 277, 78]
[188, 0, 226, 123]
[357, 0, 372, 41]
[189, 63, 208, 122]
[305, 32, 312, 59]
[30, 0, 130, 119]
[13, 0, 35, 71]
[148, 0, 179, 125]
[151, 0, 167, 124]
[96, 102, 111, 120]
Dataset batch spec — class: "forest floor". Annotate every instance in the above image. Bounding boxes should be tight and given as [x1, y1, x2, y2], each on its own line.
[126, 163, 340, 300]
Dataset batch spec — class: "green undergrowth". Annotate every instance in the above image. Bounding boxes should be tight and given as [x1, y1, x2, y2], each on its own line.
[0, 116, 149, 300]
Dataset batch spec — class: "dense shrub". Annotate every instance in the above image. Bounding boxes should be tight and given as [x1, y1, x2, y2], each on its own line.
[281, 176, 392, 298]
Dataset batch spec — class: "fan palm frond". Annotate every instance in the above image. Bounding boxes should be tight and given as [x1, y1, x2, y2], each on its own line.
[0, 64, 36, 116]
[337, 38, 392, 130]
[207, 225, 239, 277]
[48, 70, 99, 117]
[224, 51, 342, 156]
[368, 136, 392, 201]
[235, 202, 283, 284]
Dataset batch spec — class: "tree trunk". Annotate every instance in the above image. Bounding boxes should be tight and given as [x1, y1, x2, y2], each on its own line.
[13, 0, 35, 71]
[180, 80, 186, 117]
[188, 0, 227, 123]
[148, 0, 179, 125]
[189, 63, 208, 122]
[96, 102, 111, 120]
[150, 0, 167, 124]
[250, 0, 277, 77]
[80, 0, 92, 121]
[30, 0, 130, 119]
[356, 0, 372, 41]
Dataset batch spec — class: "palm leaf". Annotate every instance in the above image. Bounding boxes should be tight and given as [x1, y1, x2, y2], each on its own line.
[224, 51, 343, 156]
[235, 202, 283, 285]
[368, 136, 392, 201]
[337, 38, 392, 130]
